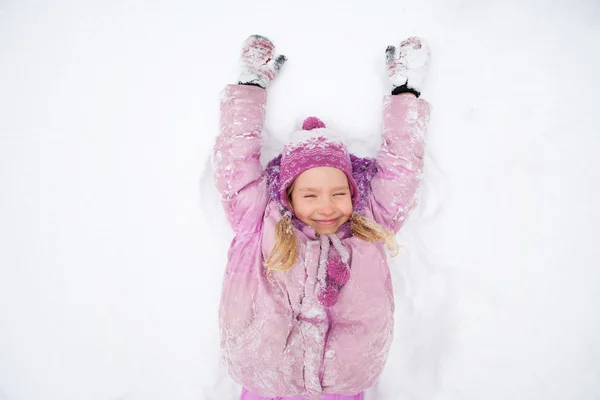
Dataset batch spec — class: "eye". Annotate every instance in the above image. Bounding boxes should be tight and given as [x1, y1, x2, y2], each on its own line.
[303, 194, 316, 198]
[333, 192, 348, 196]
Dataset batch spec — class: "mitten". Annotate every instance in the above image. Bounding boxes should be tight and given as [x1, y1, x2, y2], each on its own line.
[386, 36, 430, 97]
[239, 34, 287, 89]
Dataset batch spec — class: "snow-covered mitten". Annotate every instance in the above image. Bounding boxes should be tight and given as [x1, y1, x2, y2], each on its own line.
[386, 36, 430, 97]
[239, 34, 287, 89]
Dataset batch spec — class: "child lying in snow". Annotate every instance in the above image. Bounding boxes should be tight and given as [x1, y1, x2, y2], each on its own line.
[213, 34, 431, 400]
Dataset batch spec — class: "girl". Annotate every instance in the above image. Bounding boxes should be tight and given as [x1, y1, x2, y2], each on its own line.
[213, 35, 431, 400]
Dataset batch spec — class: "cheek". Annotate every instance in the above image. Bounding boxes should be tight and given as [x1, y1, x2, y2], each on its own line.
[291, 197, 312, 219]
[339, 198, 354, 216]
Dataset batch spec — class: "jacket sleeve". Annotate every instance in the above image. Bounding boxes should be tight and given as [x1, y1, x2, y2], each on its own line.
[213, 84, 269, 234]
[368, 94, 431, 233]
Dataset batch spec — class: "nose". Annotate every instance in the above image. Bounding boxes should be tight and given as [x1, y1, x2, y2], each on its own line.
[318, 199, 335, 216]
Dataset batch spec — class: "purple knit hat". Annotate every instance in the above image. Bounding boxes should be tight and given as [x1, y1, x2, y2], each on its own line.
[279, 117, 360, 211]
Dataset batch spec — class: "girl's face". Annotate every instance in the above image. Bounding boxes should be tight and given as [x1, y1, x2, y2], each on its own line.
[289, 166, 353, 235]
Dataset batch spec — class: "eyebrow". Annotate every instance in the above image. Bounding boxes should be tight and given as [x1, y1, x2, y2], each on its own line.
[297, 186, 349, 192]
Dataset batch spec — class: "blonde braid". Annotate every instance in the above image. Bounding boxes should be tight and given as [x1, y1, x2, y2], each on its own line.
[265, 213, 298, 273]
[350, 212, 399, 256]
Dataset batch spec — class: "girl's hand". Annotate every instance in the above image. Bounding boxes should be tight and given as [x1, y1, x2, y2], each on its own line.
[385, 36, 430, 96]
[239, 34, 287, 89]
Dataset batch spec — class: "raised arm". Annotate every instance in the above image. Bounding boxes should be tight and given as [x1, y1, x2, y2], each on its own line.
[213, 35, 286, 233]
[369, 37, 432, 233]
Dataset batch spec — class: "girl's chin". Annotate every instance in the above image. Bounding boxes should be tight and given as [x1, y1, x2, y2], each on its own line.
[313, 220, 342, 234]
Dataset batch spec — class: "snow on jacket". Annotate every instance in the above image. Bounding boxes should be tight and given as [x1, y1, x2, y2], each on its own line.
[213, 84, 431, 400]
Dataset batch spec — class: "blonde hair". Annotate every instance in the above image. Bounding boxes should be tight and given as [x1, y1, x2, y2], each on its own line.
[265, 211, 398, 273]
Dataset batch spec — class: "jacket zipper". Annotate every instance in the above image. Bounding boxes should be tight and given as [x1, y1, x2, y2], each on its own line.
[318, 307, 332, 382]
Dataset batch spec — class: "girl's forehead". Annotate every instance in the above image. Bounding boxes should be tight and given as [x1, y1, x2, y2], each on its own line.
[293, 167, 349, 188]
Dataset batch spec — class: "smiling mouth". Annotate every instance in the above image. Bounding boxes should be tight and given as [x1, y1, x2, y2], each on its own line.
[314, 219, 337, 225]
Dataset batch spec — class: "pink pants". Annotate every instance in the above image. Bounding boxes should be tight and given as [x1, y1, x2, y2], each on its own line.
[240, 388, 364, 400]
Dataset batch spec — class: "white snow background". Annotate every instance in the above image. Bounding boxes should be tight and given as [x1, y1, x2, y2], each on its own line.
[1, 0, 599, 399]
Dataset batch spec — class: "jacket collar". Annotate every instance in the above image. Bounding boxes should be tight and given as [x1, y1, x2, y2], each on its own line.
[292, 217, 352, 241]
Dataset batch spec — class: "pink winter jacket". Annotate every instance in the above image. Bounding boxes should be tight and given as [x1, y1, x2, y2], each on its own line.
[213, 84, 431, 400]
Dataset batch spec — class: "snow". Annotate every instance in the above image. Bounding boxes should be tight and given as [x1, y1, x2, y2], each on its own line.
[1, 0, 599, 399]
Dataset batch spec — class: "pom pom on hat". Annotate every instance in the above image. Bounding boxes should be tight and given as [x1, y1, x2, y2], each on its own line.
[302, 116, 326, 130]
